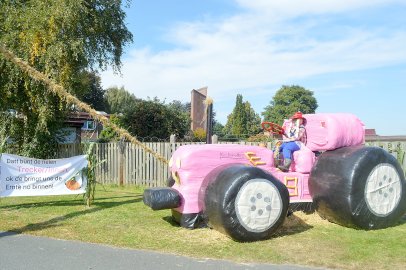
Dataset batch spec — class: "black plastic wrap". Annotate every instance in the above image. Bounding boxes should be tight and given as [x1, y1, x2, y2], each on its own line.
[204, 164, 289, 242]
[171, 210, 206, 229]
[309, 146, 406, 229]
[143, 187, 182, 210]
[166, 175, 175, 187]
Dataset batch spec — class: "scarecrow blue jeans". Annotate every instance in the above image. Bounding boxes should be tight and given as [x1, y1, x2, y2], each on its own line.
[279, 141, 300, 160]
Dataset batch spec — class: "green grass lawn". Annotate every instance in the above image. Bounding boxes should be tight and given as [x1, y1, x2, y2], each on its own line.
[1, 185, 405, 270]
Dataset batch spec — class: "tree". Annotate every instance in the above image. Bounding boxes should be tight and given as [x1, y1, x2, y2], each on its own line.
[167, 100, 191, 114]
[104, 86, 191, 141]
[104, 86, 139, 114]
[213, 122, 225, 135]
[262, 85, 318, 125]
[79, 71, 107, 111]
[0, 0, 132, 157]
[122, 98, 190, 140]
[166, 100, 191, 139]
[98, 114, 123, 142]
[223, 94, 261, 138]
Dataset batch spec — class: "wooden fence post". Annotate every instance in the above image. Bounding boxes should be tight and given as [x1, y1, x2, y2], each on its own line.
[118, 139, 126, 186]
[170, 134, 176, 156]
[212, 134, 218, 144]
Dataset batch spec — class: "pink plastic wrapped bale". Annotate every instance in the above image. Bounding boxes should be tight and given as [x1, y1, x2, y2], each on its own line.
[291, 147, 316, 173]
[302, 113, 365, 152]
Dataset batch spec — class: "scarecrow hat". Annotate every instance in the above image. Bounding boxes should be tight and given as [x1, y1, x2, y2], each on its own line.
[291, 111, 305, 120]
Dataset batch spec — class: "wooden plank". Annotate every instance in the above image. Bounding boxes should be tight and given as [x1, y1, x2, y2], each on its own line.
[130, 143, 134, 185]
[131, 143, 136, 185]
[101, 143, 106, 184]
[96, 143, 101, 183]
[135, 144, 139, 185]
[156, 143, 159, 187]
[141, 144, 145, 186]
[147, 142, 151, 187]
[105, 143, 109, 184]
[165, 142, 170, 182]
[114, 142, 118, 184]
[156, 143, 160, 187]
[94, 143, 99, 183]
[151, 142, 155, 187]
[119, 142, 125, 185]
[126, 143, 131, 185]
[109, 143, 114, 184]
[147, 143, 155, 186]
[137, 144, 141, 186]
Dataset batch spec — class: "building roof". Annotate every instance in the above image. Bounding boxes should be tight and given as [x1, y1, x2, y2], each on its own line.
[65, 111, 109, 127]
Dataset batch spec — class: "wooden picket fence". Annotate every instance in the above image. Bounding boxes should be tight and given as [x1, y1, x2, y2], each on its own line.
[56, 141, 406, 187]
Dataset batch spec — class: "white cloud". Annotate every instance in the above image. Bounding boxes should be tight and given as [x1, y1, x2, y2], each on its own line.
[101, 0, 406, 121]
[236, 0, 404, 17]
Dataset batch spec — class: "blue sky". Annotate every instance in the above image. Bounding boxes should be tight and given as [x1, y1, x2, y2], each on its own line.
[101, 0, 406, 135]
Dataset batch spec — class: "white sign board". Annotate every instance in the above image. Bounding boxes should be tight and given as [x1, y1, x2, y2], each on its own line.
[0, 154, 88, 197]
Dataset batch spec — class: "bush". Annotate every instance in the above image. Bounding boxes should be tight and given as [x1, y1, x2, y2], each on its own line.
[247, 133, 274, 143]
[192, 128, 206, 142]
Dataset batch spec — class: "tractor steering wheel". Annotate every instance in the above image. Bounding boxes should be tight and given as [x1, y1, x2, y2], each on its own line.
[261, 122, 285, 135]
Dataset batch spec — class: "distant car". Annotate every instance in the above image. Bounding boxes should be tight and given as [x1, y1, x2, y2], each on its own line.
[144, 113, 406, 242]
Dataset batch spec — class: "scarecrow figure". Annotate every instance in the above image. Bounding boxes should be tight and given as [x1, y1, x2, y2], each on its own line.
[277, 111, 307, 172]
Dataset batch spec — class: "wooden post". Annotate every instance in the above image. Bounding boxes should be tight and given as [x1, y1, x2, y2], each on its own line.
[118, 139, 126, 186]
[212, 134, 218, 144]
[170, 134, 176, 156]
[206, 103, 213, 144]
[170, 134, 176, 143]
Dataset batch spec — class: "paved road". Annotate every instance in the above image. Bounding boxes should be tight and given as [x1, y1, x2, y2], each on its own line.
[0, 232, 325, 270]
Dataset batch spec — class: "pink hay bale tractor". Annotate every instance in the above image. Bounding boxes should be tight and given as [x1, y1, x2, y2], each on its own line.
[143, 113, 406, 242]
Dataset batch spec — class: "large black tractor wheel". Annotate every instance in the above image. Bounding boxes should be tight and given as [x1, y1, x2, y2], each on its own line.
[204, 164, 289, 242]
[309, 146, 406, 229]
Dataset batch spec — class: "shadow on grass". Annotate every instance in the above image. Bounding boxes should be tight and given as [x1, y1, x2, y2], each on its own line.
[0, 195, 138, 210]
[275, 213, 313, 237]
[162, 216, 180, 227]
[161, 212, 313, 238]
[0, 196, 143, 238]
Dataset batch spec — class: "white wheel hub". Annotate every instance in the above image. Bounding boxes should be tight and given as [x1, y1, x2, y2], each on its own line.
[365, 163, 402, 216]
[235, 178, 283, 232]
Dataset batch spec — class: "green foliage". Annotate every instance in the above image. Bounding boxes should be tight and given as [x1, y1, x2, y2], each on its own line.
[82, 142, 101, 207]
[167, 100, 191, 114]
[247, 133, 274, 143]
[223, 94, 261, 138]
[0, 109, 62, 158]
[0, 0, 132, 158]
[262, 85, 318, 125]
[192, 128, 206, 141]
[104, 86, 139, 114]
[213, 122, 225, 135]
[98, 114, 123, 142]
[78, 71, 107, 111]
[122, 98, 190, 140]
[0, 125, 8, 154]
[103, 87, 191, 140]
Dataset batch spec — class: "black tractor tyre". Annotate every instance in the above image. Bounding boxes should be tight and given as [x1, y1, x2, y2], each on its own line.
[204, 164, 290, 242]
[166, 174, 175, 187]
[309, 146, 406, 229]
